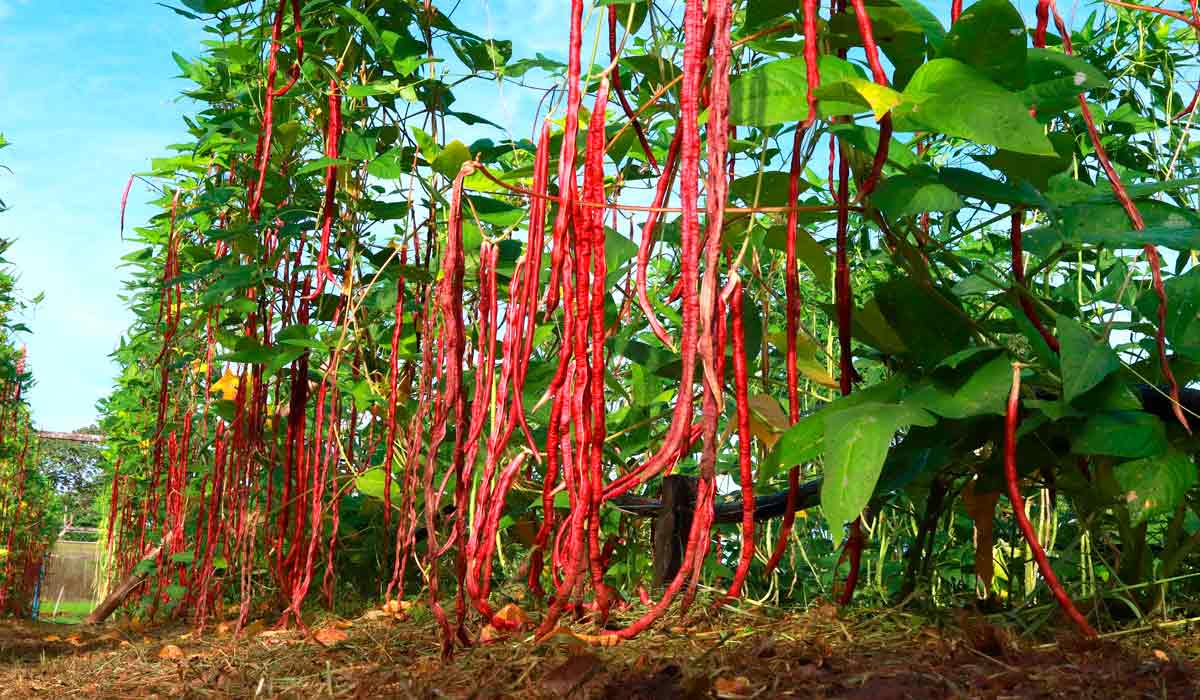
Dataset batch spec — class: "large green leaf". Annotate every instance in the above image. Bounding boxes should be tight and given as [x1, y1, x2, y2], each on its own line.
[1113, 450, 1198, 525]
[746, 0, 799, 27]
[1021, 49, 1109, 116]
[974, 131, 1075, 190]
[1057, 315, 1120, 404]
[356, 467, 403, 502]
[762, 225, 833, 289]
[1026, 200, 1200, 254]
[890, 0, 947, 52]
[940, 0, 1027, 89]
[895, 59, 1056, 156]
[1071, 412, 1168, 459]
[870, 278, 973, 367]
[821, 402, 936, 544]
[872, 173, 963, 218]
[729, 56, 863, 126]
[909, 356, 1013, 419]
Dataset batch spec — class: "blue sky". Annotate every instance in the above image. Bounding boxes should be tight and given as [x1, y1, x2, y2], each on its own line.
[0, 0, 208, 431]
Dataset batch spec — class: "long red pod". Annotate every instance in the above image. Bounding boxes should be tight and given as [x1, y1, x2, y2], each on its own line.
[311, 77, 343, 296]
[1010, 212, 1060, 352]
[1041, 0, 1190, 433]
[584, 79, 613, 622]
[608, 5, 659, 172]
[591, 480, 716, 642]
[846, 0, 891, 200]
[1175, 0, 1200, 120]
[559, 0, 709, 642]
[1004, 363, 1097, 637]
[248, 0, 303, 223]
[542, 80, 610, 630]
[425, 164, 473, 656]
[762, 129, 806, 578]
[635, 131, 683, 350]
[697, 0, 734, 408]
[682, 0, 734, 613]
[119, 174, 136, 236]
[466, 452, 529, 623]
[542, 0, 585, 317]
[716, 279, 756, 604]
[802, 0, 821, 122]
[508, 123, 554, 455]
[599, 0, 704, 500]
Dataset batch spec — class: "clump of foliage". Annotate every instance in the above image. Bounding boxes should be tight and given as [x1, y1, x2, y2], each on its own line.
[0, 135, 57, 616]
[91, 0, 1200, 652]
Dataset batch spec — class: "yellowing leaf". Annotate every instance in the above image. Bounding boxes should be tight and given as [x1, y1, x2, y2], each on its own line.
[815, 78, 904, 120]
[212, 367, 240, 402]
[962, 480, 1001, 598]
[747, 394, 789, 448]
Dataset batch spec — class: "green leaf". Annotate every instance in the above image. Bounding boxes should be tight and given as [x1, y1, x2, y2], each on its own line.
[1021, 49, 1108, 115]
[829, 123, 917, 168]
[1113, 450, 1197, 525]
[729, 56, 862, 126]
[895, 59, 1055, 156]
[940, 0, 1027, 89]
[871, 278, 973, 367]
[909, 356, 1013, 419]
[821, 402, 936, 545]
[762, 225, 832, 290]
[938, 167, 1046, 208]
[1057, 315, 1120, 404]
[890, 0, 947, 52]
[1071, 412, 1168, 459]
[813, 78, 904, 120]
[169, 551, 195, 565]
[335, 5, 382, 48]
[432, 140, 472, 179]
[746, 0, 800, 28]
[974, 131, 1074, 190]
[1027, 200, 1200, 254]
[728, 171, 805, 207]
[355, 467, 402, 502]
[295, 157, 355, 176]
[872, 173, 963, 218]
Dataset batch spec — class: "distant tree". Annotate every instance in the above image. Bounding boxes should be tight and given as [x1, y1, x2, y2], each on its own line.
[38, 426, 104, 531]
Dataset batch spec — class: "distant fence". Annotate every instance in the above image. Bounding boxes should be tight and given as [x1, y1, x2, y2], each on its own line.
[41, 530, 100, 610]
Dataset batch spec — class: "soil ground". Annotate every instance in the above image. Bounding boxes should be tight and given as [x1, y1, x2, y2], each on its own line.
[1, 603, 1198, 699]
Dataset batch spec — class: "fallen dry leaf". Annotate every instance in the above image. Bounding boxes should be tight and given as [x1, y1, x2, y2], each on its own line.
[713, 676, 753, 698]
[493, 602, 530, 629]
[478, 624, 504, 644]
[158, 644, 185, 660]
[1154, 649, 1170, 662]
[313, 627, 349, 647]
